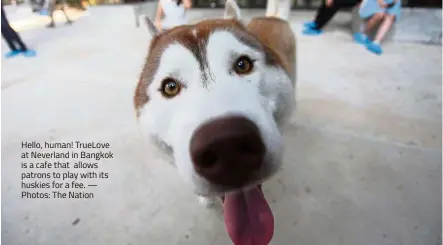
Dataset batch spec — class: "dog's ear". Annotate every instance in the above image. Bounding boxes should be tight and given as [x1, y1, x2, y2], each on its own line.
[224, 0, 242, 20]
[140, 15, 159, 37]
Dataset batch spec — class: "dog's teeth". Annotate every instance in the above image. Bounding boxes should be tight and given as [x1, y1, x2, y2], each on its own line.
[198, 196, 215, 207]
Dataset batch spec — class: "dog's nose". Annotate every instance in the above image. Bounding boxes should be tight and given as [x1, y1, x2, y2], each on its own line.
[190, 116, 265, 188]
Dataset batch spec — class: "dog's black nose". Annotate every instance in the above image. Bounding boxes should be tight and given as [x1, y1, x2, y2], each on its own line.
[190, 116, 265, 188]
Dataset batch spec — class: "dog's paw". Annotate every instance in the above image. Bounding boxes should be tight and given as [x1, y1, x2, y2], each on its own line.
[198, 196, 216, 208]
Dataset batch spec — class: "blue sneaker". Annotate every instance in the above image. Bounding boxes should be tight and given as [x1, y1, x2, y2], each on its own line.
[4, 50, 21, 58]
[302, 27, 322, 36]
[40, 9, 49, 15]
[353, 32, 370, 45]
[366, 42, 383, 55]
[303, 21, 316, 29]
[22, 50, 37, 57]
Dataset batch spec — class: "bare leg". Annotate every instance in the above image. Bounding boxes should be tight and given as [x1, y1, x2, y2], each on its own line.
[277, 0, 291, 20]
[266, 0, 278, 17]
[364, 12, 385, 35]
[365, 14, 394, 54]
[373, 14, 395, 43]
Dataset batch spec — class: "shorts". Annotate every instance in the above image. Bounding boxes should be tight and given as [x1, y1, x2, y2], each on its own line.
[359, 0, 402, 21]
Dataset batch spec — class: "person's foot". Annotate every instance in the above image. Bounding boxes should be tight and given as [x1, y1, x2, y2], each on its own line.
[366, 42, 383, 55]
[353, 32, 370, 45]
[303, 21, 316, 29]
[65, 20, 73, 25]
[40, 9, 49, 15]
[4, 50, 21, 58]
[302, 27, 322, 36]
[22, 50, 37, 57]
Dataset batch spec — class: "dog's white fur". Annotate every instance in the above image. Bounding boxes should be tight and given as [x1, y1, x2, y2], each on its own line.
[136, 0, 295, 202]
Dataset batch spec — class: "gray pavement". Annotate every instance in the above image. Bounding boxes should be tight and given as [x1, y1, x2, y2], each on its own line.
[2, 5, 442, 245]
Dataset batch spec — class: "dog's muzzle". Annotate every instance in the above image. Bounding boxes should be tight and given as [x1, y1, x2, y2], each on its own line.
[190, 115, 265, 188]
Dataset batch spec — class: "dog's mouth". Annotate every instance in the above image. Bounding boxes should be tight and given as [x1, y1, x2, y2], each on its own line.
[221, 184, 274, 245]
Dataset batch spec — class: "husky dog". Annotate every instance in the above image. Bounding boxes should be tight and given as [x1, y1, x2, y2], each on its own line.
[134, 0, 296, 244]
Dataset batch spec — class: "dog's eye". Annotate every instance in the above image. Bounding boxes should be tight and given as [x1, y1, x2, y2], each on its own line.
[160, 78, 181, 98]
[233, 56, 254, 75]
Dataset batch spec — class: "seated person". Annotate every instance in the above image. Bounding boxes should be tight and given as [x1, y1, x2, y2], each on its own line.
[353, 0, 401, 55]
[303, 0, 361, 36]
[154, 0, 192, 32]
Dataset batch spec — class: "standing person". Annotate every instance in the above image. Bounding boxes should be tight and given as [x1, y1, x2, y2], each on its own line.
[154, 0, 192, 32]
[302, 0, 361, 36]
[354, 0, 401, 55]
[1, 3, 36, 58]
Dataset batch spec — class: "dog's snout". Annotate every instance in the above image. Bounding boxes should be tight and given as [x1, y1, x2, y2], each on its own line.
[190, 116, 265, 188]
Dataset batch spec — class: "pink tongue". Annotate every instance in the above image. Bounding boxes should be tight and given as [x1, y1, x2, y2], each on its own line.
[223, 186, 274, 245]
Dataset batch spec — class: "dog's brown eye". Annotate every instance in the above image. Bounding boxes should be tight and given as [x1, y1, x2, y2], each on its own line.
[160, 78, 181, 98]
[233, 56, 254, 75]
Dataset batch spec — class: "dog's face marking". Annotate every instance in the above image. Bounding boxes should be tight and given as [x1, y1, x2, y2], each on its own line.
[135, 19, 294, 195]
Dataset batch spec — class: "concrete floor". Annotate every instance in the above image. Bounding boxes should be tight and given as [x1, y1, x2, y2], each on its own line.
[2, 6, 442, 245]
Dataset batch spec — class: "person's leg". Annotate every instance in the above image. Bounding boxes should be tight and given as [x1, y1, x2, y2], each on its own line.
[354, 12, 385, 45]
[313, 3, 339, 30]
[40, 0, 51, 15]
[2, 26, 22, 58]
[8, 26, 36, 57]
[2, 26, 18, 51]
[304, 2, 327, 28]
[265, 0, 278, 17]
[364, 12, 385, 35]
[366, 14, 395, 54]
[303, 2, 339, 35]
[7, 26, 28, 52]
[1, 6, 22, 58]
[3, 21, 37, 57]
[373, 14, 395, 42]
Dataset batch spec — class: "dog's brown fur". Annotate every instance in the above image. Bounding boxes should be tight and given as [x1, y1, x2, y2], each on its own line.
[246, 17, 296, 82]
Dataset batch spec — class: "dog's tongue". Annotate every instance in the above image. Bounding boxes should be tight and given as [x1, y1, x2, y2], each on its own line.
[223, 186, 274, 245]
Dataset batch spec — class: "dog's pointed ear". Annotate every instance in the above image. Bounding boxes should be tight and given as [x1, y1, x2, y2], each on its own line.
[140, 15, 159, 37]
[224, 0, 242, 20]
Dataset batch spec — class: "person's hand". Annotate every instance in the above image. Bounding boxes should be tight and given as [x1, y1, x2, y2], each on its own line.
[326, 0, 333, 7]
[377, 0, 388, 8]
